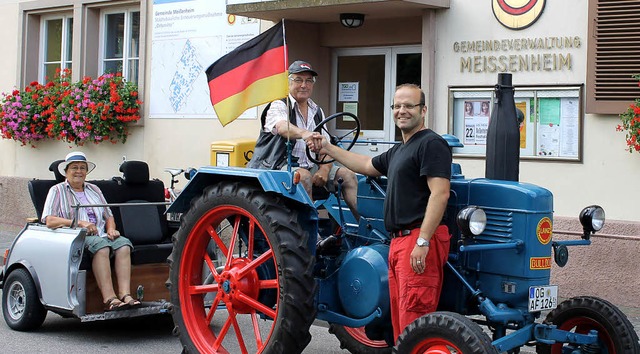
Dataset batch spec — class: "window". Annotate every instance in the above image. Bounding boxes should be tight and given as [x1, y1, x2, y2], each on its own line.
[21, 1, 144, 89]
[41, 15, 73, 82]
[586, 0, 640, 114]
[101, 9, 140, 83]
[449, 86, 583, 161]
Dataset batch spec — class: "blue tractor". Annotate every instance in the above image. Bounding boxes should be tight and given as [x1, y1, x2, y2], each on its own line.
[166, 75, 639, 353]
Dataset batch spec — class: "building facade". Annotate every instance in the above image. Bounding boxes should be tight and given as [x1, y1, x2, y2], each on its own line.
[1, 0, 639, 304]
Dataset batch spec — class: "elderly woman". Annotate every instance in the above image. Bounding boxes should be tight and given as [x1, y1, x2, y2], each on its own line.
[41, 151, 140, 311]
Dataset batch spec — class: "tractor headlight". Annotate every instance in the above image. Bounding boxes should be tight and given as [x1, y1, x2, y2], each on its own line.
[579, 205, 605, 234]
[456, 206, 487, 237]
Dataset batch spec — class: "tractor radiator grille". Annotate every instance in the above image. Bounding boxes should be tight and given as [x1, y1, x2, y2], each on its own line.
[483, 210, 513, 239]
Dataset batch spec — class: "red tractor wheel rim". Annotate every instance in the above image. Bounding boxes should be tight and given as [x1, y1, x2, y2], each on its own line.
[410, 338, 461, 354]
[552, 316, 615, 354]
[179, 205, 279, 354]
[344, 326, 389, 348]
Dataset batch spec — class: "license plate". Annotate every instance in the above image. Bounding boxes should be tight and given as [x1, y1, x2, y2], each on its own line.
[528, 285, 558, 312]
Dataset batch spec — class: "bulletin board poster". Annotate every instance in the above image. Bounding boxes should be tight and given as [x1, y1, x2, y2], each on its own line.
[463, 100, 491, 145]
[450, 86, 581, 160]
[536, 97, 579, 158]
[516, 101, 527, 149]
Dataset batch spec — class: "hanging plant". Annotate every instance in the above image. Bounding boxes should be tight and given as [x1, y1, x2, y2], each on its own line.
[0, 68, 141, 147]
[617, 74, 640, 154]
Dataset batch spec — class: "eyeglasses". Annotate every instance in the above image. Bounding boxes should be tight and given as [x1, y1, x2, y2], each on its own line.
[68, 165, 88, 172]
[390, 103, 424, 111]
[290, 77, 316, 85]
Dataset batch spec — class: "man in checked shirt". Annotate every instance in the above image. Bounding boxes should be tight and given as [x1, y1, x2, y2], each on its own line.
[248, 60, 359, 220]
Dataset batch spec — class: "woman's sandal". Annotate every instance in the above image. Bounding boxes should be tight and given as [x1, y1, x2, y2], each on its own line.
[121, 294, 141, 308]
[104, 296, 128, 311]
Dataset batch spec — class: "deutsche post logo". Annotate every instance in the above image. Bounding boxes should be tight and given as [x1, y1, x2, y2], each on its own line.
[536, 217, 552, 245]
[530, 257, 551, 270]
[492, 0, 546, 30]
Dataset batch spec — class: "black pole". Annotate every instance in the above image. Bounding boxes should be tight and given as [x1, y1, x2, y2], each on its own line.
[485, 73, 520, 181]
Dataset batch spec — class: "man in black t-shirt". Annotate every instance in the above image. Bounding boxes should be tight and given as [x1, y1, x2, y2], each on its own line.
[309, 83, 452, 343]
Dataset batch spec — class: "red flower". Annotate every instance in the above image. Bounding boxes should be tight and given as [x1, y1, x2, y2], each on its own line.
[617, 74, 640, 154]
[2, 69, 140, 146]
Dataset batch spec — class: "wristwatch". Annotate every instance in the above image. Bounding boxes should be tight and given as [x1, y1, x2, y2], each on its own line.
[416, 237, 430, 247]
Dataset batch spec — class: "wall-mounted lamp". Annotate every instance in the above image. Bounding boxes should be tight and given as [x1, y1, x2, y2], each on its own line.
[340, 13, 365, 28]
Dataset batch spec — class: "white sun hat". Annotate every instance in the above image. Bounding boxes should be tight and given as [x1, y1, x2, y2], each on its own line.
[58, 151, 96, 175]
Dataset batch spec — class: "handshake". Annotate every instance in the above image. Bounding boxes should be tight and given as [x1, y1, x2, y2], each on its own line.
[303, 132, 329, 154]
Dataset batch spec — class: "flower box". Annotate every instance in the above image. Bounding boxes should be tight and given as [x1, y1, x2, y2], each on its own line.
[0, 69, 141, 147]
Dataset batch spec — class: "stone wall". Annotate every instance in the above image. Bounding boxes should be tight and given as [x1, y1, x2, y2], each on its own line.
[0, 176, 32, 245]
[551, 217, 640, 307]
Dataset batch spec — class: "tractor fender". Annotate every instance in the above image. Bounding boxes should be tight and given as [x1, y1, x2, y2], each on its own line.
[337, 244, 390, 324]
[167, 166, 315, 214]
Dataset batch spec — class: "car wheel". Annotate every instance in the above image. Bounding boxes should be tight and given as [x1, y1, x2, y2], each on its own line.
[2, 268, 47, 331]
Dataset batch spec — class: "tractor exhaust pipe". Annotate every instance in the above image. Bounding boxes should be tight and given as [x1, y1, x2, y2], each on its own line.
[485, 73, 520, 181]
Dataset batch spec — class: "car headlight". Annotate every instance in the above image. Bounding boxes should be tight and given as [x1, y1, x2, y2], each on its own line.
[456, 206, 487, 236]
[579, 205, 605, 233]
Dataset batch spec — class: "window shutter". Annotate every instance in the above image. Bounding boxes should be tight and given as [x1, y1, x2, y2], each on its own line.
[586, 0, 640, 114]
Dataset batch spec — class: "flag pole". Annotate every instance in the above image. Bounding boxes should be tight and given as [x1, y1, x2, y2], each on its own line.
[282, 19, 294, 176]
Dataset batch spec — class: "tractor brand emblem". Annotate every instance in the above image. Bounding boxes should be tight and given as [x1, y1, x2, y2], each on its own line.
[492, 0, 546, 30]
[530, 257, 551, 270]
[536, 217, 552, 245]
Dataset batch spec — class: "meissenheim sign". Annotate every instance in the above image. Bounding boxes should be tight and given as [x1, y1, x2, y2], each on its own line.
[453, 36, 581, 73]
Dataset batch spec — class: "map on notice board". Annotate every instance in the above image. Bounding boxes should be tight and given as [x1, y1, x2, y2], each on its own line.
[149, 0, 259, 118]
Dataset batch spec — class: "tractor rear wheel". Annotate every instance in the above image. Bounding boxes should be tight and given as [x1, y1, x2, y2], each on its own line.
[329, 324, 392, 354]
[395, 312, 498, 354]
[168, 182, 317, 354]
[536, 296, 640, 354]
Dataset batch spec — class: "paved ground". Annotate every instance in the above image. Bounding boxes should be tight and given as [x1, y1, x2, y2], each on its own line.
[2, 226, 639, 352]
[623, 304, 640, 335]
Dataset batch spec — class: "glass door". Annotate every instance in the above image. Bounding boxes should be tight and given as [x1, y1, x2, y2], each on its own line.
[332, 46, 421, 156]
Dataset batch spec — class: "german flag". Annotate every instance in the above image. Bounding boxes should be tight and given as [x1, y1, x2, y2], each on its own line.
[206, 21, 288, 126]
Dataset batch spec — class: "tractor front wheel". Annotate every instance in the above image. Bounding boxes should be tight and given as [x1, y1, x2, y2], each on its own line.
[168, 182, 317, 354]
[395, 312, 498, 354]
[536, 296, 640, 354]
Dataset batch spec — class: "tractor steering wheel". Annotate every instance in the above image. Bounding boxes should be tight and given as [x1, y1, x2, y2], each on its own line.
[306, 112, 361, 165]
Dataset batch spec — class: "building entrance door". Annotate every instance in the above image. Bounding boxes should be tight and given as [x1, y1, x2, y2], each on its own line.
[331, 46, 421, 156]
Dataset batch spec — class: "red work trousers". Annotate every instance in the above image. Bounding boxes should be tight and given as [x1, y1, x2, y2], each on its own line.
[388, 224, 450, 343]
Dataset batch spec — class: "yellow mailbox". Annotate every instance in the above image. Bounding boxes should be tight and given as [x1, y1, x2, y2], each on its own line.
[210, 139, 256, 167]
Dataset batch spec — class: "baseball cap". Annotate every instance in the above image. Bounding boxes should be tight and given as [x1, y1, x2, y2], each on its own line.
[288, 60, 318, 76]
